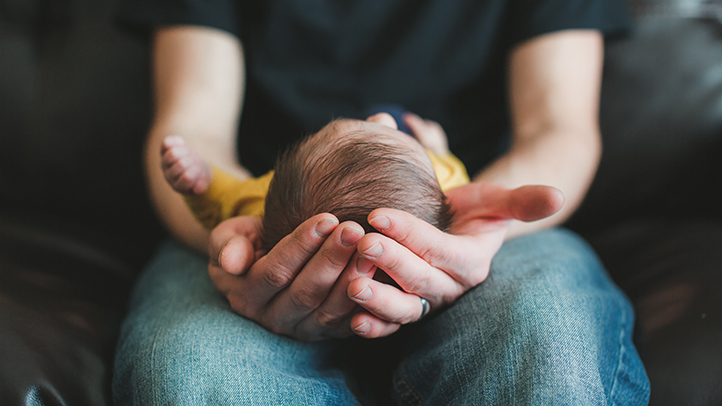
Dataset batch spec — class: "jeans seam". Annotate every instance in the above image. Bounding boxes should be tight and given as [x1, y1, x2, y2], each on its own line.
[149, 319, 164, 404]
[393, 361, 423, 406]
[608, 303, 627, 406]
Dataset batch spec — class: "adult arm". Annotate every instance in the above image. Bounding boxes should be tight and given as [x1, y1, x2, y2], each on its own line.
[477, 30, 604, 237]
[149, 26, 369, 340]
[346, 29, 605, 337]
[206, 30, 603, 340]
[145, 26, 248, 252]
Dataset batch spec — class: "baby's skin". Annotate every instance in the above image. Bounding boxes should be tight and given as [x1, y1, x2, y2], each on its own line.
[161, 112, 450, 197]
[161, 135, 214, 195]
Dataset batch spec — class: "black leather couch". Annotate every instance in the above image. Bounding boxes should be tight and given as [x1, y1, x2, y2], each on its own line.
[1, 0, 720, 404]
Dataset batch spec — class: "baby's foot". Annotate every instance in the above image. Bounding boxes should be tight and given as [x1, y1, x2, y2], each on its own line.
[161, 135, 213, 195]
[403, 113, 450, 156]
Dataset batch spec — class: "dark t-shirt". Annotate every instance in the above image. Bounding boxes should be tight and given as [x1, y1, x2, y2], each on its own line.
[118, 0, 629, 176]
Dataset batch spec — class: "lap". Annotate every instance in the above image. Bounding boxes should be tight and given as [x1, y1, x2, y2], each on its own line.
[395, 228, 649, 405]
[114, 230, 650, 405]
[113, 241, 360, 406]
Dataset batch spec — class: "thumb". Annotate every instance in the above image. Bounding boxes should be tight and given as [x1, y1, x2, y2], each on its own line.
[216, 235, 256, 276]
[446, 182, 564, 222]
[509, 185, 565, 222]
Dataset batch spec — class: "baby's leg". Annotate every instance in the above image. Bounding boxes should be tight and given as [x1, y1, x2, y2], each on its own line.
[160, 136, 213, 195]
[403, 113, 450, 156]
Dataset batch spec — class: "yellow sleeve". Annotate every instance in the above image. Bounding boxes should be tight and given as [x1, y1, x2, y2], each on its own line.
[426, 150, 470, 191]
[183, 167, 274, 230]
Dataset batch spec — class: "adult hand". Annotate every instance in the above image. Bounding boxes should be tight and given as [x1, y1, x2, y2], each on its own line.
[346, 182, 564, 338]
[208, 213, 370, 341]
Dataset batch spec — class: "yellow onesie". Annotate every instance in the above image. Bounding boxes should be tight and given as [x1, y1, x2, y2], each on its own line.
[185, 150, 470, 230]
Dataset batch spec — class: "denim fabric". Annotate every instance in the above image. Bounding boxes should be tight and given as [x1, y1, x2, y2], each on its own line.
[113, 228, 650, 405]
[112, 242, 360, 405]
[392, 228, 650, 405]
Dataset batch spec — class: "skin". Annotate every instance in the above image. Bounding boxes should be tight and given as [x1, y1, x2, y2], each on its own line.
[146, 25, 602, 340]
[160, 116, 443, 197]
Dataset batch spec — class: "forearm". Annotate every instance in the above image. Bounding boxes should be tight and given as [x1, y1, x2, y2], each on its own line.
[146, 26, 248, 253]
[476, 30, 604, 238]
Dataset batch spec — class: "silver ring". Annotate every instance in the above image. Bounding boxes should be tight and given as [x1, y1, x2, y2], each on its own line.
[419, 297, 430, 320]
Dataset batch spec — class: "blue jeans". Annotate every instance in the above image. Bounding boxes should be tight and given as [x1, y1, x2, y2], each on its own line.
[113, 228, 650, 405]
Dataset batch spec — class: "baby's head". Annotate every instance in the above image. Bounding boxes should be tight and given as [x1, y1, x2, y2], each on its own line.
[261, 117, 452, 250]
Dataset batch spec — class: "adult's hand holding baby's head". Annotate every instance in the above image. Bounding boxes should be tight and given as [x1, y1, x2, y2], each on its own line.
[346, 181, 563, 338]
[208, 213, 371, 341]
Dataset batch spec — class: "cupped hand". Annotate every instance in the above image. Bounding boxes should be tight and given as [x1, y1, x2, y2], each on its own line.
[207, 213, 370, 341]
[346, 182, 564, 338]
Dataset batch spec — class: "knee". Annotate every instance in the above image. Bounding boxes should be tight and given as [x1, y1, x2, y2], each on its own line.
[113, 307, 270, 404]
[408, 229, 649, 403]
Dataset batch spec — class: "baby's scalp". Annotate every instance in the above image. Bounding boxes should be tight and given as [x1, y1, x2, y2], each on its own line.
[260, 120, 452, 250]
[311, 118, 436, 176]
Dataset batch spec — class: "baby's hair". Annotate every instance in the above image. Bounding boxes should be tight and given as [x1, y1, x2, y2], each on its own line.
[261, 120, 453, 251]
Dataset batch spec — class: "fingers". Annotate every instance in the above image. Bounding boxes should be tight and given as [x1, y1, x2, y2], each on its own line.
[348, 277, 430, 325]
[403, 113, 449, 155]
[509, 185, 565, 221]
[366, 112, 398, 129]
[208, 214, 372, 340]
[215, 235, 257, 276]
[208, 216, 264, 276]
[241, 214, 339, 308]
[207, 217, 263, 304]
[294, 252, 377, 340]
[350, 311, 401, 339]
[262, 221, 364, 334]
[367, 209, 486, 278]
[355, 230, 466, 305]
[445, 182, 564, 223]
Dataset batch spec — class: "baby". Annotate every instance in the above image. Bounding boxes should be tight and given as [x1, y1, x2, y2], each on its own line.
[161, 115, 470, 251]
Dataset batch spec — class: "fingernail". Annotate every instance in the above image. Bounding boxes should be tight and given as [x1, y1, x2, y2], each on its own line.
[361, 241, 383, 259]
[356, 256, 374, 276]
[353, 321, 370, 335]
[368, 215, 391, 231]
[340, 227, 363, 247]
[352, 285, 372, 302]
[217, 246, 225, 268]
[314, 219, 338, 238]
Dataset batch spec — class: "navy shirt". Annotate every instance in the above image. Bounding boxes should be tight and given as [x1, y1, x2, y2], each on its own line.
[118, 0, 629, 176]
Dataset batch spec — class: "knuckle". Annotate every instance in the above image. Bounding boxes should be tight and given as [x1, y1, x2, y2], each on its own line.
[405, 274, 430, 295]
[289, 287, 322, 311]
[319, 246, 348, 270]
[465, 259, 491, 287]
[419, 239, 460, 269]
[387, 307, 415, 325]
[314, 309, 344, 328]
[416, 245, 439, 265]
[398, 313, 417, 325]
[228, 295, 253, 318]
[380, 253, 403, 274]
[393, 225, 414, 247]
[262, 266, 295, 289]
[266, 322, 286, 336]
[290, 228, 320, 254]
